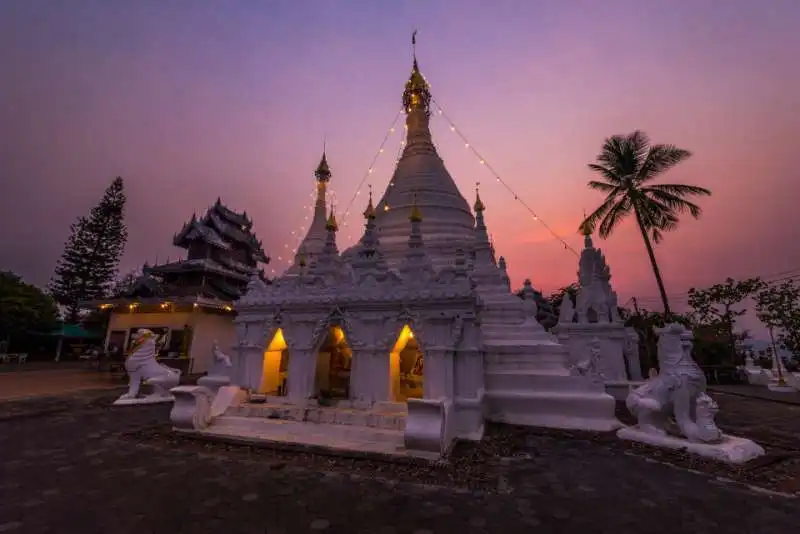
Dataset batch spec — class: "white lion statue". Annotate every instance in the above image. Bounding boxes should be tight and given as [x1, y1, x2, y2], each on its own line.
[115, 329, 181, 404]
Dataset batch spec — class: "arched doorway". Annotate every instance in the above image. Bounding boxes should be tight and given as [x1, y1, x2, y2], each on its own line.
[390, 325, 424, 401]
[260, 328, 289, 396]
[315, 326, 353, 399]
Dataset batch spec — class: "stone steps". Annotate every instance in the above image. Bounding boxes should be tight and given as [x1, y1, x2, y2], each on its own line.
[228, 402, 408, 432]
[484, 370, 587, 392]
[200, 415, 411, 457]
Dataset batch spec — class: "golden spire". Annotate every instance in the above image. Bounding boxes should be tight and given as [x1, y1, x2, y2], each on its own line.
[326, 202, 338, 231]
[315, 149, 331, 183]
[474, 181, 485, 212]
[363, 184, 376, 220]
[403, 30, 430, 114]
[409, 193, 423, 222]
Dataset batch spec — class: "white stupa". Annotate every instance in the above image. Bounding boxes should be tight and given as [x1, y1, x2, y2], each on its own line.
[170, 40, 621, 458]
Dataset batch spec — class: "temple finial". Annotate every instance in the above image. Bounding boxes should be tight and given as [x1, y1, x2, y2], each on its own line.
[409, 193, 423, 222]
[315, 149, 332, 183]
[403, 31, 430, 115]
[363, 184, 376, 219]
[474, 181, 485, 212]
[326, 201, 338, 231]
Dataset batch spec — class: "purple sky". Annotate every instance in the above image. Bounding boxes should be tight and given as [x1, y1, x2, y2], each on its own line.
[1, 0, 799, 330]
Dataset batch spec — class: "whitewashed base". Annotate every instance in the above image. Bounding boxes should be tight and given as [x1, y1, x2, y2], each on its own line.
[767, 382, 797, 393]
[113, 395, 175, 406]
[617, 426, 766, 464]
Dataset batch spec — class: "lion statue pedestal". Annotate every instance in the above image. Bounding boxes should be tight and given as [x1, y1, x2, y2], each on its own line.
[113, 329, 181, 406]
[617, 323, 765, 465]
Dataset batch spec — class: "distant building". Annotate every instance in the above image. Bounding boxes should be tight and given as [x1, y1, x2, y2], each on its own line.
[83, 199, 269, 373]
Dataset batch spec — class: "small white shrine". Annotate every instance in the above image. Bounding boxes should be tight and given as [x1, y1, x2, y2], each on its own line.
[169, 44, 621, 459]
[552, 227, 644, 399]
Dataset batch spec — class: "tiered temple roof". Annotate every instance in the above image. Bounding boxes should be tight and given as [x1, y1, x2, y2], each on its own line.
[106, 200, 269, 305]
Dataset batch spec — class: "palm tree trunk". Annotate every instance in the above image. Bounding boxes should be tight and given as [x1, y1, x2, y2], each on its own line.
[634, 208, 672, 317]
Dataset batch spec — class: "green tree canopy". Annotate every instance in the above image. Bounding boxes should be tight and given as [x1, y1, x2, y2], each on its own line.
[0, 271, 60, 343]
[688, 277, 764, 365]
[49, 177, 128, 321]
[755, 280, 800, 358]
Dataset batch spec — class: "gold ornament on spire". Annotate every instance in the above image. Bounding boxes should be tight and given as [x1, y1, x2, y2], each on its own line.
[474, 181, 485, 212]
[315, 150, 332, 183]
[297, 250, 307, 267]
[326, 202, 338, 231]
[403, 30, 430, 115]
[409, 193, 423, 222]
[363, 184, 376, 219]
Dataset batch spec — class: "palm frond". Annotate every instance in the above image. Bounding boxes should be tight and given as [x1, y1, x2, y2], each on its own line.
[579, 194, 618, 235]
[637, 144, 692, 182]
[596, 135, 635, 178]
[587, 164, 623, 185]
[586, 180, 621, 194]
[644, 183, 711, 197]
[627, 130, 652, 166]
[642, 188, 704, 218]
[598, 197, 632, 238]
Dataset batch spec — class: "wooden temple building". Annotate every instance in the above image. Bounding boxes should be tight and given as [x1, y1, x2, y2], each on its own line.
[85, 199, 269, 374]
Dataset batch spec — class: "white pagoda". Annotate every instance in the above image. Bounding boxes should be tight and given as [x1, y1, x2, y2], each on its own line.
[170, 44, 621, 459]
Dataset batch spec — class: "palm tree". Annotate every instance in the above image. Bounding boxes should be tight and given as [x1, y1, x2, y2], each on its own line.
[580, 131, 711, 316]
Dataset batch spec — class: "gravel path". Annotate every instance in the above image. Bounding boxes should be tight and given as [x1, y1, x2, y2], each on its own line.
[1, 392, 798, 534]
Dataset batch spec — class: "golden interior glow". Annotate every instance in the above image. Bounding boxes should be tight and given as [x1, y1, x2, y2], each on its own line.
[390, 324, 423, 401]
[314, 326, 352, 399]
[261, 328, 290, 395]
[267, 328, 288, 351]
[391, 324, 415, 353]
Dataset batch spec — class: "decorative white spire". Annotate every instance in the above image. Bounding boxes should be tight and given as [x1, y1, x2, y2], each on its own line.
[399, 193, 435, 281]
[473, 182, 495, 267]
[291, 151, 334, 270]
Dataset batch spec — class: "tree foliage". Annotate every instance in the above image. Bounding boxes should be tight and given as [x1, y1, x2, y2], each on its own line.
[111, 268, 143, 298]
[547, 283, 579, 319]
[755, 280, 800, 358]
[687, 277, 764, 365]
[49, 177, 128, 322]
[580, 131, 710, 316]
[0, 271, 59, 344]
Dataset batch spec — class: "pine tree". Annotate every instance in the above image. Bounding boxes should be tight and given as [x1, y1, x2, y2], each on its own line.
[50, 177, 128, 322]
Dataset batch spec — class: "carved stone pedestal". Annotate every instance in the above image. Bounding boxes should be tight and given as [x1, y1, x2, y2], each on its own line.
[617, 426, 765, 465]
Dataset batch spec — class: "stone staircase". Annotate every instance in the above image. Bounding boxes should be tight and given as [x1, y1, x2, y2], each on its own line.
[195, 400, 416, 458]
[478, 294, 621, 432]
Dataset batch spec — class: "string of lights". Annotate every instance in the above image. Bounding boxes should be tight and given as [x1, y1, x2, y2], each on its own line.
[430, 98, 580, 257]
[273, 185, 319, 272]
[338, 109, 404, 242]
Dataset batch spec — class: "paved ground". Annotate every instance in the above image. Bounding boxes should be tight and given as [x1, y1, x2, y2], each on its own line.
[710, 384, 800, 405]
[1, 391, 798, 534]
[0, 368, 120, 401]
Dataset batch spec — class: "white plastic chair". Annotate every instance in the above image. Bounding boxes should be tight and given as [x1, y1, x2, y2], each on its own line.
[18, 353, 28, 364]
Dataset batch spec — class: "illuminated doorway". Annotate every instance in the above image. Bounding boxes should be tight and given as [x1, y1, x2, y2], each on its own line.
[390, 325, 424, 401]
[315, 326, 352, 399]
[260, 328, 289, 396]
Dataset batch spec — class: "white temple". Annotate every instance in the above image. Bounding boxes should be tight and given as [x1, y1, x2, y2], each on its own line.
[170, 45, 622, 459]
